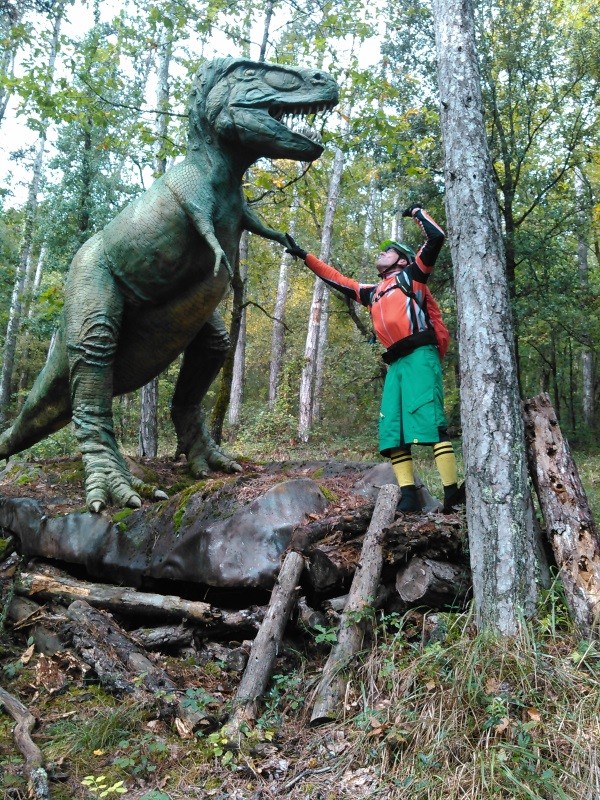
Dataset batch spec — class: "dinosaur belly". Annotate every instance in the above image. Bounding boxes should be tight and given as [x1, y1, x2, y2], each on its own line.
[112, 266, 230, 394]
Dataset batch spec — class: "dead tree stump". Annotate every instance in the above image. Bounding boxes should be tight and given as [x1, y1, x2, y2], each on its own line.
[524, 392, 600, 635]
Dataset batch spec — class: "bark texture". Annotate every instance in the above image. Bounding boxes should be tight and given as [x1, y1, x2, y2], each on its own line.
[224, 550, 304, 737]
[16, 567, 264, 632]
[298, 144, 344, 440]
[432, 0, 536, 634]
[310, 483, 400, 725]
[0, 687, 49, 799]
[523, 393, 600, 634]
[395, 557, 470, 606]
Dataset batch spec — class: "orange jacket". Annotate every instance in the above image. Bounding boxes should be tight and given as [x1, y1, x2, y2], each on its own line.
[305, 209, 449, 359]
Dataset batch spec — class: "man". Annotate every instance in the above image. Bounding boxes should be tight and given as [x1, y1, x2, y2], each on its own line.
[285, 204, 464, 513]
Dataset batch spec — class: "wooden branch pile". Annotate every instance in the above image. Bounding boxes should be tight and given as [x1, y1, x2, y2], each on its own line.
[4, 399, 597, 785]
[0, 482, 469, 777]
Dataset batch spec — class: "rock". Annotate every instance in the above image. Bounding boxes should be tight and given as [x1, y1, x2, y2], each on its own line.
[0, 478, 327, 590]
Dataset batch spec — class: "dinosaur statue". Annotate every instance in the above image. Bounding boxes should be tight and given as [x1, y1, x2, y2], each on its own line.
[0, 57, 338, 512]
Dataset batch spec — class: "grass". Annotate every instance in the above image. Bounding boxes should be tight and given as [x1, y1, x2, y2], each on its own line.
[343, 606, 600, 799]
[2, 596, 597, 799]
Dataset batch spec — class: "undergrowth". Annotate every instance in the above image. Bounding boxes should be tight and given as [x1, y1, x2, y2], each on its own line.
[2, 586, 598, 799]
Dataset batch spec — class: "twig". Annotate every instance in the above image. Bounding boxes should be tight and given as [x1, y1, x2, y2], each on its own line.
[0, 687, 49, 799]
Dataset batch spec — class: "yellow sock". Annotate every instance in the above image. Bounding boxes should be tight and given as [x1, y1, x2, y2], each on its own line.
[390, 447, 414, 487]
[433, 441, 458, 486]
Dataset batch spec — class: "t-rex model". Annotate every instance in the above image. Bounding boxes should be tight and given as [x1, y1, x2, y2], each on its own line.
[0, 57, 338, 512]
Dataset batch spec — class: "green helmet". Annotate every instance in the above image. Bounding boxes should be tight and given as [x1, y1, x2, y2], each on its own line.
[379, 239, 416, 261]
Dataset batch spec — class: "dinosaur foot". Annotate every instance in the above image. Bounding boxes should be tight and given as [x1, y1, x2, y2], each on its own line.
[172, 405, 241, 479]
[83, 453, 168, 513]
[187, 440, 242, 479]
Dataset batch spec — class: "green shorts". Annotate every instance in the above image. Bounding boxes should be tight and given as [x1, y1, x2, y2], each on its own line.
[379, 344, 448, 455]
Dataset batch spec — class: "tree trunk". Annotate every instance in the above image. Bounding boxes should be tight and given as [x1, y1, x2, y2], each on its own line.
[576, 172, 595, 428]
[298, 144, 345, 439]
[523, 393, 600, 636]
[0, 5, 24, 127]
[258, 0, 275, 61]
[228, 236, 249, 427]
[390, 189, 405, 249]
[431, 0, 536, 635]
[211, 232, 246, 443]
[310, 483, 400, 725]
[0, 3, 65, 424]
[139, 376, 159, 457]
[139, 25, 172, 457]
[269, 187, 299, 408]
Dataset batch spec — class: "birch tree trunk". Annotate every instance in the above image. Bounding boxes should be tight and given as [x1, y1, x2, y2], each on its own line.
[139, 26, 172, 457]
[269, 187, 299, 408]
[390, 189, 405, 245]
[211, 8, 272, 438]
[576, 172, 594, 428]
[431, 0, 536, 634]
[0, 6, 23, 127]
[360, 177, 378, 280]
[298, 145, 345, 439]
[228, 235, 249, 426]
[0, 6, 64, 425]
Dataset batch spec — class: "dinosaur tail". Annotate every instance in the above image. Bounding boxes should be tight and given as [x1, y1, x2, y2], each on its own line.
[0, 328, 71, 459]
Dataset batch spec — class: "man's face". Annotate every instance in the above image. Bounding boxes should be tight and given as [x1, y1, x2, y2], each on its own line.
[376, 247, 407, 274]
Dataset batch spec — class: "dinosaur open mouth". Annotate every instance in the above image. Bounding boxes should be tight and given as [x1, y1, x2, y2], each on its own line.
[269, 102, 334, 145]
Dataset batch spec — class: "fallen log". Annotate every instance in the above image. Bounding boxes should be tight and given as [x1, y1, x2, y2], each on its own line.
[290, 503, 375, 551]
[523, 393, 600, 635]
[0, 687, 49, 800]
[395, 557, 471, 606]
[16, 566, 265, 634]
[67, 599, 179, 696]
[128, 623, 193, 652]
[310, 483, 400, 726]
[223, 550, 305, 740]
[302, 513, 466, 596]
[67, 599, 205, 733]
[383, 515, 465, 567]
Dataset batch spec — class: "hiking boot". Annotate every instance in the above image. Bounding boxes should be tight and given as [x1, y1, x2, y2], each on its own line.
[443, 482, 466, 514]
[398, 484, 421, 513]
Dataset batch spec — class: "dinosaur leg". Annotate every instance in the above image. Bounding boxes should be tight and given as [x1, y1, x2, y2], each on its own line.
[171, 311, 242, 478]
[64, 239, 143, 512]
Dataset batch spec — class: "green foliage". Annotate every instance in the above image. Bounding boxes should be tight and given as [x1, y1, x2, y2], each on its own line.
[312, 623, 338, 645]
[112, 734, 169, 779]
[81, 775, 127, 797]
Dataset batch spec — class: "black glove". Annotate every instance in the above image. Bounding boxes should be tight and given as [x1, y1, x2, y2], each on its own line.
[401, 204, 422, 218]
[285, 233, 307, 260]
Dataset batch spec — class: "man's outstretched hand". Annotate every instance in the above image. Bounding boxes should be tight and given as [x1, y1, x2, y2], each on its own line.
[285, 233, 308, 260]
[402, 204, 423, 217]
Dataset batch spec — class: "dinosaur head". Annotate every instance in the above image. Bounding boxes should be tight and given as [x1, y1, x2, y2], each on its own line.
[190, 58, 339, 163]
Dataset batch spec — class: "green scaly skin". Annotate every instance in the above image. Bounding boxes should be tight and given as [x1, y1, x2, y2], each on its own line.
[0, 57, 338, 512]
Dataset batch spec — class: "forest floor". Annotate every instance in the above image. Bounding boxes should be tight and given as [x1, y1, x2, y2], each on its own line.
[1, 452, 600, 799]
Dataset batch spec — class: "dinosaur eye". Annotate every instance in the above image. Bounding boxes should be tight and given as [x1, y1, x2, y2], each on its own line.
[263, 72, 303, 91]
[244, 68, 256, 78]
